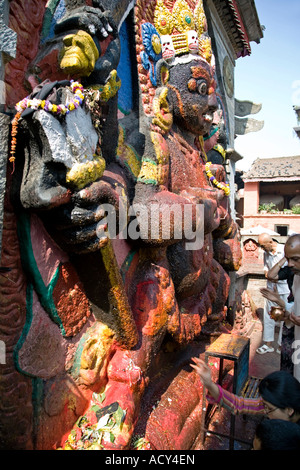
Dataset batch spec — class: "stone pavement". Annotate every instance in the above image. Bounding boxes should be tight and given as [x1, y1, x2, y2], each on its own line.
[248, 319, 280, 378]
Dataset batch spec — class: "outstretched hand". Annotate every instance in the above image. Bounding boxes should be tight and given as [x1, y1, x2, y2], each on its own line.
[190, 357, 213, 388]
[260, 287, 285, 308]
[55, 4, 118, 40]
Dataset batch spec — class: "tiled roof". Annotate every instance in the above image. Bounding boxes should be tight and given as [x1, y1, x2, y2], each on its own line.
[243, 156, 300, 181]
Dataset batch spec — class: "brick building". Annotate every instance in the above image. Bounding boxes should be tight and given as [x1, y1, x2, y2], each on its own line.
[237, 156, 300, 235]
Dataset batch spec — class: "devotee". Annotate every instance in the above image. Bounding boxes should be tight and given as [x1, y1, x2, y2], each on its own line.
[260, 233, 300, 381]
[265, 253, 294, 374]
[253, 419, 300, 450]
[256, 233, 290, 355]
[190, 358, 300, 422]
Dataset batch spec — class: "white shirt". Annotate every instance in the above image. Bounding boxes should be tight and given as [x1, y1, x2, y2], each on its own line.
[286, 274, 300, 381]
[264, 243, 290, 295]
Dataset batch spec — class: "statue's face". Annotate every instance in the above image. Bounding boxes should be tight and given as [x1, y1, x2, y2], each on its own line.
[59, 30, 99, 77]
[167, 59, 217, 135]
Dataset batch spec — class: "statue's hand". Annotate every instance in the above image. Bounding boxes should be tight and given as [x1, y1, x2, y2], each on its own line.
[180, 189, 220, 235]
[42, 179, 126, 254]
[55, 3, 118, 41]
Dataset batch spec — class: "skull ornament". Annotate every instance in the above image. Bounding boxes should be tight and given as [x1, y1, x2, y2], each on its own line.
[188, 29, 199, 54]
[161, 34, 175, 60]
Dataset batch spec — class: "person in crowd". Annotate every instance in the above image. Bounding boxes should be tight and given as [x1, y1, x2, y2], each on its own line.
[260, 234, 300, 381]
[253, 418, 300, 450]
[265, 253, 294, 374]
[190, 357, 300, 422]
[256, 233, 290, 355]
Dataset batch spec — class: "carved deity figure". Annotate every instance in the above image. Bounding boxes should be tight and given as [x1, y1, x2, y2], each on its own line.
[4, 0, 242, 450]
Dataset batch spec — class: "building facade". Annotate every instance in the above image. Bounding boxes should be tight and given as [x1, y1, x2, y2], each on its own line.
[241, 156, 300, 236]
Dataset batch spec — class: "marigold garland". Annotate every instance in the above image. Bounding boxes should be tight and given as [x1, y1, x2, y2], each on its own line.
[213, 143, 226, 161]
[205, 161, 230, 196]
[9, 111, 21, 172]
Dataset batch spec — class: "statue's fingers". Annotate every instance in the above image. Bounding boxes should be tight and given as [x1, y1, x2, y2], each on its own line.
[56, 222, 100, 245]
[45, 205, 105, 230]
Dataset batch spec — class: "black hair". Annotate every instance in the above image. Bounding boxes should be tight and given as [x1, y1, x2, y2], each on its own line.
[259, 370, 300, 412]
[255, 419, 300, 450]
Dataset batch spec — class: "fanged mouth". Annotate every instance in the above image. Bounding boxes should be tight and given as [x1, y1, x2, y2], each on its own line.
[202, 113, 213, 123]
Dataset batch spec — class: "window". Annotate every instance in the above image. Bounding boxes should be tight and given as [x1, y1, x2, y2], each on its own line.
[275, 225, 289, 236]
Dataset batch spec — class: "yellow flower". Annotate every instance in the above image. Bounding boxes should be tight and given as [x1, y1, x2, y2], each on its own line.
[76, 91, 84, 100]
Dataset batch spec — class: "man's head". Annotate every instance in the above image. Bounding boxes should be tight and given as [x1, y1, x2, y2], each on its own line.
[253, 419, 300, 450]
[285, 234, 300, 274]
[258, 233, 276, 253]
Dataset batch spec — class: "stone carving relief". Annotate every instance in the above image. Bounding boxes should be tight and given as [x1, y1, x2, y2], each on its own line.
[243, 238, 259, 260]
[0, 0, 242, 450]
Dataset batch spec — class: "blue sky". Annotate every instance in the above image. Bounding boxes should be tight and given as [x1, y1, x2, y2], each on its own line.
[234, 0, 300, 171]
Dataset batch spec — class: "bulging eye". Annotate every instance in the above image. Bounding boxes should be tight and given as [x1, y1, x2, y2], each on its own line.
[188, 78, 197, 92]
[198, 81, 208, 95]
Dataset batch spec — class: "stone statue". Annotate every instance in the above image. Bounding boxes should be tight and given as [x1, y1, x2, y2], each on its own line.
[2, 0, 241, 450]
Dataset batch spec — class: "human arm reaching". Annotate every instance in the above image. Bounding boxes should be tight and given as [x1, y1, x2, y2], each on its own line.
[190, 357, 265, 415]
[260, 287, 286, 310]
[260, 287, 299, 327]
[190, 357, 220, 399]
[289, 313, 300, 327]
[266, 257, 287, 282]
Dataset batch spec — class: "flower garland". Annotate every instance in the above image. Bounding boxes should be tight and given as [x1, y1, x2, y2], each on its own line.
[213, 144, 226, 162]
[9, 81, 84, 172]
[15, 80, 84, 115]
[9, 111, 21, 172]
[205, 161, 230, 196]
